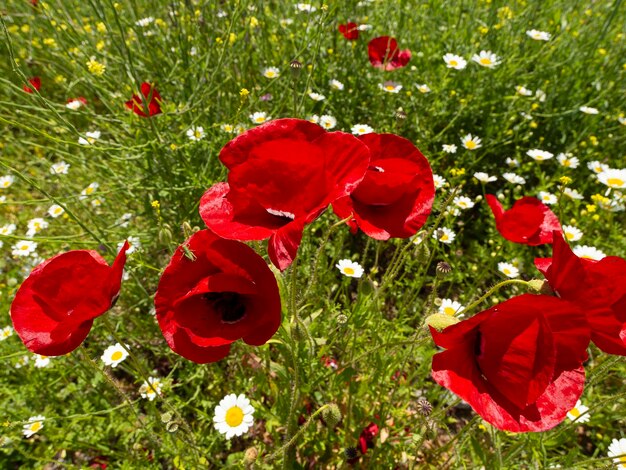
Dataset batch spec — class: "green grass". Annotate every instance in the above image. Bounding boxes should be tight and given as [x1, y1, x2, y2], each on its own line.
[1, 0, 625, 468]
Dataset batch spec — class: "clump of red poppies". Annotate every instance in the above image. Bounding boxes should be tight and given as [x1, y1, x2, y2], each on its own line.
[125, 81, 162, 117]
[367, 36, 411, 70]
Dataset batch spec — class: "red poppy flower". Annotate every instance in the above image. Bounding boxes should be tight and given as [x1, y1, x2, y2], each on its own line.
[339, 22, 359, 40]
[154, 229, 281, 364]
[10, 242, 130, 356]
[358, 422, 379, 454]
[66, 96, 88, 108]
[430, 294, 590, 432]
[535, 232, 626, 355]
[199, 118, 370, 270]
[485, 194, 561, 245]
[332, 133, 434, 240]
[125, 82, 162, 117]
[367, 36, 411, 70]
[23, 77, 41, 94]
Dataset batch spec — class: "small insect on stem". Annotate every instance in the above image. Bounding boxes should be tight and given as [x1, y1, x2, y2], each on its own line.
[182, 244, 197, 261]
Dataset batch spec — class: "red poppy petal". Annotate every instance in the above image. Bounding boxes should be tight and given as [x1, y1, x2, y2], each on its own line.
[268, 220, 305, 271]
[168, 328, 232, 364]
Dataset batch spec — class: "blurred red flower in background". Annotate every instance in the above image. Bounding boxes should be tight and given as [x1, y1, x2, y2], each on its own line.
[11, 242, 129, 355]
[125, 82, 162, 117]
[339, 22, 359, 40]
[368, 36, 411, 70]
[23, 77, 41, 94]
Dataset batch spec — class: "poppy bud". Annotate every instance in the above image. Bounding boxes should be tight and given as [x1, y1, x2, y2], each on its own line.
[425, 313, 460, 331]
[415, 243, 430, 263]
[527, 279, 553, 295]
[166, 421, 179, 433]
[290, 59, 303, 77]
[321, 403, 342, 428]
[416, 398, 433, 416]
[436, 261, 452, 278]
[395, 107, 407, 122]
[181, 221, 193, 239]
[160, 411, 173, 423]
[344, 447, 358, 461]
[243, 447, 258, 467]
[158, 224, 173, 245]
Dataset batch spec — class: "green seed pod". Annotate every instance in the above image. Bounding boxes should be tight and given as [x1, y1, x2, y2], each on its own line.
[425, 313, 460, 331]
[527, 279, 553, 295]
[321, 403, 342, 428]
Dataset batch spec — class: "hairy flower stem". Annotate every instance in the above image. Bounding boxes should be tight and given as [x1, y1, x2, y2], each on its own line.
[463, 279, 530, 314]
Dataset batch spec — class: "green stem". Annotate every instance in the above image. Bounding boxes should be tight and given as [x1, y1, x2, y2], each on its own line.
[463, 279, 530, 314]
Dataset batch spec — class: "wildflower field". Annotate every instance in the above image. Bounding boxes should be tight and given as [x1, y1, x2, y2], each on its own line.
[1, 0, 626, 468]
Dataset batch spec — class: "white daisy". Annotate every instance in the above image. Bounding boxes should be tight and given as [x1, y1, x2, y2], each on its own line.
[50, 161, 70, 175]
[566, 400, 590, 423]
[357, 24, 372, 31]
[186, 126, 205, 141]
[319, 115, 337, 130]
[579, 106, 599, 115]
[597, 168, 626, 189]
[23, 416, 45, 438]
[608, 437, 626, 469]
[336, 259, 364, 278]
[0, 223, 16, 235]
[442, 144, 457, 154]
[26, 218, 49, 237]
[12, 240, 38, 257]
[527, 149, 554, 161]
[471, 50, 501, 68]
[538, 191, 557, 205]
[121, 236, 141, 254]
[220, 123, 236, 133]
[573, 245, 606, 261]
[535, 89, 547, 102]
[515, 85, 533, 97]
[505, 157, 520, 167]
[562, 225, 583, 242]
[433, 174, 447, 189]
[443, 53, 467, 70]
[66, 98, 85, 110]
[80, 182, 99, 198]
[262, 66, 280, 79]
[295, 3, 316, 12]
[433, 227, 455, 244]
[453, 196, 475, 210]
[101, 343, 129, 368]
[47, 204, 65, 218]
[498, 262, 519, 278]
[0, 175, 15, 189]
[307, 115, 320, 124]
[139, 377, 163, 401]
[351, 124, 374, 135]
[249, 112, 270, 125]
[561, 188, 583, 201]
[0, 326, 14, 341]
[329, 79, 344, 91]
[214, 393, 255, 439]
[502, 172, 526, 185]
[588, 161, 609, 174]
[135, 17, 155, 27]
[308, 92, 326, 101]
[34, 355, 50, 368]
[15, 355, 30, 369]
[78, 130, 101, 145]
[439, 299, 464, 317]
[474, 172, 497, 183]
[618, 116, 626, 126]
[461, 134, 482, 150]
[416, 83, 431, 94]
[526, 29, 551, 41]
[379, 81, 402, 93]
[557, 153, 579, 168]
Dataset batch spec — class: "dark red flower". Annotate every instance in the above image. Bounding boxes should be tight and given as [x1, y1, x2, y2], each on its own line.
[368, 36, 411, 70]
[430, 294, 590, 432]
[339, 22, 359, 40]
[358, 422, 379, 454]
[23, 77, 41, 94]
[125, 82, 162, 117]
[154, 229, 281, 364]
[199, 118, 370, 270]
[10, 242, 129, 356]
[485, 194, 562, 245]
[333, 133, 434, 240]
[535, 232, 626, 355]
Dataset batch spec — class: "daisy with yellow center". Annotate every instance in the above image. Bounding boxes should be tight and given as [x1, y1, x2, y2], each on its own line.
[598, 168, 626, 189]
[214, 393, 255, 439]
[471, 50, 501, 68]
[566, 400, 590, 423]
[498, 262, 519, 278]
[439, 299, 464, 317]
[443, 53, 467, 70]
[562, 225, 583, 242]
[139, 377, 163, 401]
[0, 326, 13, 340]
[262, 67, 280, 79]
[249, 112, 270, 124]
[0, 175, 15, 188]
[23, 415, 45, 438]
[608, 437, 626, 468]
[461, 133, 482, 150]
[336, 259, 364, 278]
[101, 343, 129, 368]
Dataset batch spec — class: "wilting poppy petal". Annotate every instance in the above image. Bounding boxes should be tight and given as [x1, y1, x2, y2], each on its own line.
[430, 294, 590, 432]
[486, 195, 561, 245]
[155, 230, 281, 363]
[10, 242, 129, 356]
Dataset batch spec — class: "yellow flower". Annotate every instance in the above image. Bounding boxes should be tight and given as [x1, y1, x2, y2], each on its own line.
[598, 48, 607, 56]
[559, 176, 572, 185]
[479, 26, 489, 34]
[21, 24, 30, 33]
[249, 17, 259, 27]
[96, 22, 107, 33]
[96, 41, 105, 51]
[43, 38, 56, 47]
[229, 33, 236, 44]
[54, 75, 66, 84]
[86, 57, 106, 76]
[586, 204, 597, 213]
[239, 88, 250, 98]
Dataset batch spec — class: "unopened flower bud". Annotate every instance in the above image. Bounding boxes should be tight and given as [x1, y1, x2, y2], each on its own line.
[415, 243, 430, 263]
[243, 447, 258, 467]
[425, 313, 460, 331]
[395, 107, 407, 121]
[527, 279, 553, 295]
[436, 261, 452, 278]
[321, 403, 342, 428]
[290, 59, 303, 77]
[416, 398, 433, 416]
[344, 447, 358, 461]
[181, 221, 193, 239]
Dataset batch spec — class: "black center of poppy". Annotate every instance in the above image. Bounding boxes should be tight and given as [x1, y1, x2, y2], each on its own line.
[203, 292, 247, 323]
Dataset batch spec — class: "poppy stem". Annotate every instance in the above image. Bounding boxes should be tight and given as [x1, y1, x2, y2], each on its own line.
[463, 279, 531, 315]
